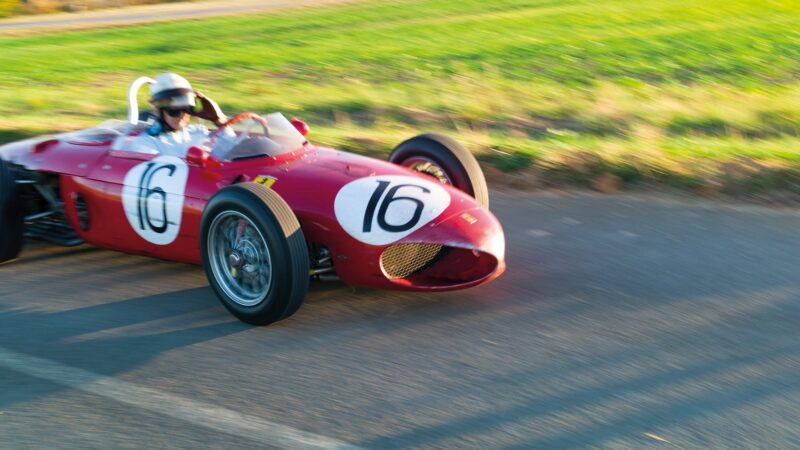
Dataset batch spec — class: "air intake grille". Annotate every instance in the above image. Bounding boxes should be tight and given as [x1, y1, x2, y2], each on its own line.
[381, 243, 444, 279]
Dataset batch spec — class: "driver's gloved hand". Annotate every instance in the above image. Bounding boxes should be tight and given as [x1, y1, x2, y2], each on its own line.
[194, 91, 227, 126]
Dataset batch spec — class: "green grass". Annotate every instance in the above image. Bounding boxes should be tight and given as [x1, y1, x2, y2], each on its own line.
[1, 0, 799, 194]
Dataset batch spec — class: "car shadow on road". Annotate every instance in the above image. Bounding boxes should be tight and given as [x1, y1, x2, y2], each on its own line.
[0, 285, 249, 411]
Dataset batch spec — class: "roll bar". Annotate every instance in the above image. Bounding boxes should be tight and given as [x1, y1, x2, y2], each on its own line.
[127, 76, 156, 124]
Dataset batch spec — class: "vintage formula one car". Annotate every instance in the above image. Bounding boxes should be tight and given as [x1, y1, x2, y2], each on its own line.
[0, 77, 505, 325]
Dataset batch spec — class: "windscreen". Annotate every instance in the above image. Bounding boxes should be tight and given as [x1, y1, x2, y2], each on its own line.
[211, 112, 307, 161]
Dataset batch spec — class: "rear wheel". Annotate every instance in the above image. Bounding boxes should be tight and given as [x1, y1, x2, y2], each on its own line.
[389, 133, 489, 208]
[201, 183, 309, 325]
[0, 159, 24, 263]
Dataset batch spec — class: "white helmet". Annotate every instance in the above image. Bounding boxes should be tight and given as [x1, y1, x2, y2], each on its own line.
[149, 73, 196, 109]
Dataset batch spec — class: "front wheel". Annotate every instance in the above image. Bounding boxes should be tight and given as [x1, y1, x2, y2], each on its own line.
[0, 159, 24, 264]
[389, 133, 489, 208]
[201, 183, 309, 325]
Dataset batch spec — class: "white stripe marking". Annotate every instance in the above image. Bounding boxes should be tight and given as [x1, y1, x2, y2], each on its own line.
[0, 347, 364, 450]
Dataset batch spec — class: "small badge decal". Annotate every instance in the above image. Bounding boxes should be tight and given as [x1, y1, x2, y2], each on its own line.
[461, 212, 478, 224]
[122, 156, 189, 245]
[334, 175, 451, 245]
[254, 175, 277, 188]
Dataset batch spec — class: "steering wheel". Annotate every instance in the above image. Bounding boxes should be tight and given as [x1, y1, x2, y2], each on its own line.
[208, 112, 270, 146]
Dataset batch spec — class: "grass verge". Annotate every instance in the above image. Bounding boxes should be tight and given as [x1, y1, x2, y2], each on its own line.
[0, 0, 799, 199]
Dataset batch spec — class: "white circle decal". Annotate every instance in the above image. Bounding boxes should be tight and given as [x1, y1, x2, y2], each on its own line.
[122, 156, 189, 245]
[334, 175, 451, 246]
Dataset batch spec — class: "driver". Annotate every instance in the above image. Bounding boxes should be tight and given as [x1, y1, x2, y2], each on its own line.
[132, 73, 232, 156]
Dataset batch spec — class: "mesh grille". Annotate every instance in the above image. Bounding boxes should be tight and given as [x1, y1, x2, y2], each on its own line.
[381, 243, 444, 279]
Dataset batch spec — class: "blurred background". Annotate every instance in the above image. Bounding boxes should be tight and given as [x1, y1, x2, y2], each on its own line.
[0, 0, 798, 200]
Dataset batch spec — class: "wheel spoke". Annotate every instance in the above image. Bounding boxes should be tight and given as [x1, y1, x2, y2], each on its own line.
[406, 157, 451, 185]
[208, 211, 274, 307]
[235, 219, 246, 247]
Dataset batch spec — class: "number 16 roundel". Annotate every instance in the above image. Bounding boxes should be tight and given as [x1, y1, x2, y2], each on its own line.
[334, 175, 451, 246]
[122, 156, 189, 246]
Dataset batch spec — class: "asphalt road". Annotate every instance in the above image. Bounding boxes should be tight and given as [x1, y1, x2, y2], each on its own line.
[1, 191, 799, 449]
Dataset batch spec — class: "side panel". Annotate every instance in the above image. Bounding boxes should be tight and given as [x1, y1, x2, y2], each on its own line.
[61, 175, 121, 250]
[75, 152, 219, 265]
[11, 139, 109, 177]
[41, 142, 506, 289]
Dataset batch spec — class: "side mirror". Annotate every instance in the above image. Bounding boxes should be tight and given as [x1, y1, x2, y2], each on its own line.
[186, 145, 209, 166]
[290, 117, 310, 136]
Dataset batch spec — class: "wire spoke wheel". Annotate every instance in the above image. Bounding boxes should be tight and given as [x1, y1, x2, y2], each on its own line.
[208, 211, 273, 307]
[389, 133, 489, 208]
[201, 182, 309, 326]
[403, 156, 452, 185]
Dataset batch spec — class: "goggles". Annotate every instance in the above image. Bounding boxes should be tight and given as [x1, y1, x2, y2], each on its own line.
[163, 107, 194, 118]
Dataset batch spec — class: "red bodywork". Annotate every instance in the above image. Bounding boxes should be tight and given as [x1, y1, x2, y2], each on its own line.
[0, 130, 505, 291]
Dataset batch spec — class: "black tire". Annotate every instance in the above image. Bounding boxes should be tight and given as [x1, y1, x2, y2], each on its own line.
[200, 183, 309, 325]
[389, 133, 490, 208]
[0, 159, 24, 264]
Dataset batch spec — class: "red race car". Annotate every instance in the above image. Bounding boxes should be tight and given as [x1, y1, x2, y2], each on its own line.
[0, 78, 505, 325]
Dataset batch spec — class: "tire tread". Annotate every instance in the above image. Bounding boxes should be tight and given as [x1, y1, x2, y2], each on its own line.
[390, 133, 490, 208]
[236, 183, 309, 320]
